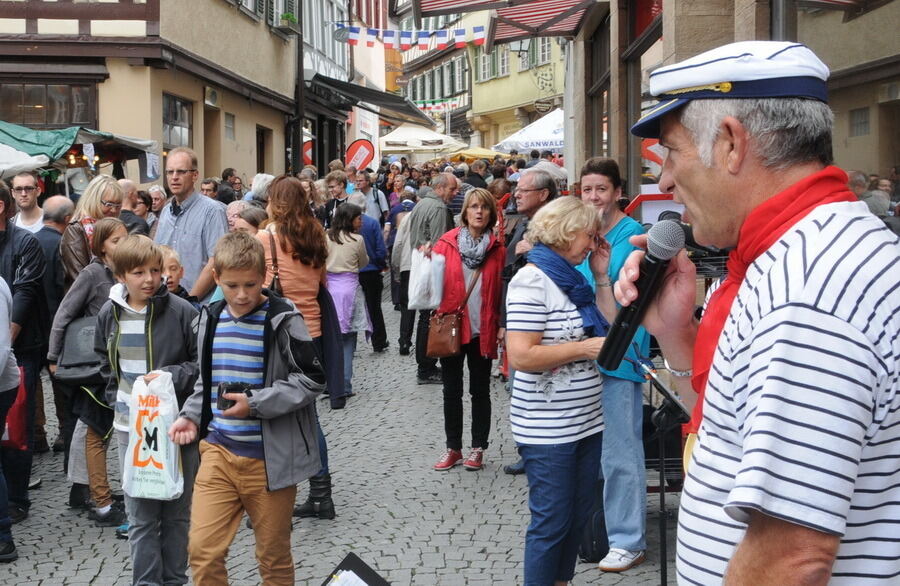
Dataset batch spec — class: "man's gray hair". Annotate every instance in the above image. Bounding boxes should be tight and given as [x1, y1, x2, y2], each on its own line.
[523, 169, 558, 200]
[847, 170, 868, 190]
[250, 173, 275, 201]
[431, 172, 456, 191]
[43, 195, 74, 223]
[679, 97, 834, 171]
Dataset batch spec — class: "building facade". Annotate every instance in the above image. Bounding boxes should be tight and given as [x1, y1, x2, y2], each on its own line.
[0, 0, 302, 187]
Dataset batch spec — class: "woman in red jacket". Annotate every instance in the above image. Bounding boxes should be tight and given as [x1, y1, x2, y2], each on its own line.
[431, 188, 506, 472]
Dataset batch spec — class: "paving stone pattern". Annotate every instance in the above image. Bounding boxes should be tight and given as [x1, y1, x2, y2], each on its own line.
[1, 279, 678, 584]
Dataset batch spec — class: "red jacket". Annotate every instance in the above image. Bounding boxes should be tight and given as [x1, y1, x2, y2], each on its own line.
[433, 227, 506, 358]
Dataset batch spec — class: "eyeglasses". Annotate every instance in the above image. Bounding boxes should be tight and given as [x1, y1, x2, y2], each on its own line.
[12, 186, 37, 194]
[101, 200, 122, 210]
[165, 168, 196, 177]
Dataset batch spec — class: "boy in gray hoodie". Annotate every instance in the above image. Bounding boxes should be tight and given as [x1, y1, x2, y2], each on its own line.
[169, 232, 326, 585]
[95, 235, 199, 585]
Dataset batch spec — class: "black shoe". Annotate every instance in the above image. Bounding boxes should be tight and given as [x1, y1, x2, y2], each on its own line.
[68, 483, 92, 510]
[0, 541, 17, 563]
[88, 506, 127, 527]
[503, 458, 526, 475]
[399, 343, 411, 356]
[33, 438, 50, 454]
[417, 372, 442, 385]
[293, 473, 335, 520]
[373, 343, 389, 353]
[27, 477, 41, 490]
[9, 505, 27, 524]
[52, 437, 65, 453]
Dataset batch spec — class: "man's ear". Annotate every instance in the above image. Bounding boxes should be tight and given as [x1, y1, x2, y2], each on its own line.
[718, 116, 751, 175]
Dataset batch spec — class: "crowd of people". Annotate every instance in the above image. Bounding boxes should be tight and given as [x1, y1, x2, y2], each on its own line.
[0, 39, 899, 586]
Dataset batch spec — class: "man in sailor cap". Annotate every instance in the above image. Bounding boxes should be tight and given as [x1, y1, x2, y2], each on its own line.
[618, 41, 900, 584]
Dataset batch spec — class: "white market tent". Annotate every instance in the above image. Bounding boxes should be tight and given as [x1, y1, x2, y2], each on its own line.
[493, 108, 564, 153]
[379, 123, 465, 155]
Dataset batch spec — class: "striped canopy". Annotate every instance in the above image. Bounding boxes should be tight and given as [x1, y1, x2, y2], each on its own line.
[413, 0, 596, 50]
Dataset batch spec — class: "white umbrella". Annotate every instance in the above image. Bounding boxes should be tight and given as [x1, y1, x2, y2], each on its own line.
[493, 108, 564, 153]
[379, 123, 465, 154]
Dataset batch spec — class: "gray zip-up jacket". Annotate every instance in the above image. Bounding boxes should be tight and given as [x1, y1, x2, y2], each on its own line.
[178, 292, 326, 491]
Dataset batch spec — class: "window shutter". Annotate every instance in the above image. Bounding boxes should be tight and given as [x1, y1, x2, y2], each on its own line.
[266, 0, 275, 25]
[256, 0, 266, 19]
[285, 0, 296, 19]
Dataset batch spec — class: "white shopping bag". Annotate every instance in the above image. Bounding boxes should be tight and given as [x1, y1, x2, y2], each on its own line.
[122, 370, 183, 500]
[408, 250, 445, 310]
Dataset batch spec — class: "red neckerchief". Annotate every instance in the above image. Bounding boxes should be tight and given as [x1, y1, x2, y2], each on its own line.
[686, 166, 857, 434]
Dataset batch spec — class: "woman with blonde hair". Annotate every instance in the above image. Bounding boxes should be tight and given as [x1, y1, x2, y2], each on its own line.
[61, 175, 123, 285]
[506, 196, 610, 585]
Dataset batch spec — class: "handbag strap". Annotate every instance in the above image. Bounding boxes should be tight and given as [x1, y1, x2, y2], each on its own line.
[456, 267, 482, 313]
[267, 227, 280, 277]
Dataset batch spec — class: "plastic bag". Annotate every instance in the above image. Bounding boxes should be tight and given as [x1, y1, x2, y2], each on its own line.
[122, 370, 183, 500]
[408, 250, 445, 310]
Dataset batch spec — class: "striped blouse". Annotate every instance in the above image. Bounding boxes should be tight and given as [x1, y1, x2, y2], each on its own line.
[506, 265, 603, 445]
[677, 202, 900, 584]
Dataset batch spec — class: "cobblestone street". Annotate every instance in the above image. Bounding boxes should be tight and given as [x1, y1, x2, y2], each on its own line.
[0, 281, 678, 585]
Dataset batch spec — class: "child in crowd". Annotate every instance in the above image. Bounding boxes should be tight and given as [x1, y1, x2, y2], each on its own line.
[160, 245, 200, 310]
[95, 235, 200, 585]
[47, 217, 128, 526]
[168, 231, 326, 585]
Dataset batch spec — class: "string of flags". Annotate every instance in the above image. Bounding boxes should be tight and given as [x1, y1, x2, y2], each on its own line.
[413, 97, 464, 113]
[336, 23, 485, 50]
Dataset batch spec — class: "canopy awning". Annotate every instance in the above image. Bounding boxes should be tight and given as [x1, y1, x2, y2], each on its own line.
[413, 0, 596, 50]
[308, 74, 435, 128]
[0, 121, 159, 180]
[379, 123, 465, 153]
[493, 108, 564, 153]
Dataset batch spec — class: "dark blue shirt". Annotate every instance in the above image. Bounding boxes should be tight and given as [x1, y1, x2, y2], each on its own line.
[359, 214, 386, 272]
[386, 200, 416, 247]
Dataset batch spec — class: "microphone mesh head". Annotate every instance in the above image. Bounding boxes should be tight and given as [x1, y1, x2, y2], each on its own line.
[647, 220, 685, 260]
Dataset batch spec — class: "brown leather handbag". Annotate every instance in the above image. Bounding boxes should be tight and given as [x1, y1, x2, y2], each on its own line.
[265, 228, 284, 296]
[426, 268, 481, 358]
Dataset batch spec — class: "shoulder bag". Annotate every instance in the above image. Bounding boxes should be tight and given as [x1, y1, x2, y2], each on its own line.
[55, 315, 104, 385]
[426, 267, 482, 359]
[266, 228, 284, 296]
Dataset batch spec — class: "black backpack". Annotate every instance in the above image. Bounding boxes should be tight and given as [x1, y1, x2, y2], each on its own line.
[578, 479, 609, 563]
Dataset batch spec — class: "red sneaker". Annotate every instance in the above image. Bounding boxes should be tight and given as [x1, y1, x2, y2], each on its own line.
[463, 448, 484, 471]
[433, 449, 463, 471]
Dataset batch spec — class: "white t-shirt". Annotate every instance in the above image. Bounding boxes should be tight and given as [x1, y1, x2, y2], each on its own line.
[677, 202, 900, 584]
[0, 278, 20, 393]
[506, 264, 603, 445]
[13, 212, 43, 234]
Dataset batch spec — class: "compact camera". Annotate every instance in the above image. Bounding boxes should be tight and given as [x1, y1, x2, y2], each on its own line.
[216, 382, 254, 411]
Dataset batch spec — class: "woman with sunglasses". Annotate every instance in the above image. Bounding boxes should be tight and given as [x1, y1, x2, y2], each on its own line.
[60, 175, 123, 287]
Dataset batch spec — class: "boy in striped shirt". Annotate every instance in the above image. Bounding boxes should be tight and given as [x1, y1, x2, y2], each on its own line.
[169, 232, 326, 585]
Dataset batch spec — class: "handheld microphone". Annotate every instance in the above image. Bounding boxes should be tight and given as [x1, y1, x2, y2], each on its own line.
[597, 220, 685, 371]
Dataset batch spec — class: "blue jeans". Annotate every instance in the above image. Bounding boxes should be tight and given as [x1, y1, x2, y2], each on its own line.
[519, 432, 602, 586]
[600, 375, 646, 551]
[0, 387, 17, 544]
[341, 333, 357, 395]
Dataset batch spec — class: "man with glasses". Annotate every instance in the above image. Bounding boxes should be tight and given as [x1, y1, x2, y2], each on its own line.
[11, 172, 44, 234]
[154, 147, 228, 300]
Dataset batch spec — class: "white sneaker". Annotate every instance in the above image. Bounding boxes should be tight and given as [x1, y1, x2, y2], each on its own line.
[598, 548, 646, 572]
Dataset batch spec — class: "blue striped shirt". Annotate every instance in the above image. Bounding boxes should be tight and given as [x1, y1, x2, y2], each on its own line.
[506, 265, 604, 445]
[207, 301, 268, 459]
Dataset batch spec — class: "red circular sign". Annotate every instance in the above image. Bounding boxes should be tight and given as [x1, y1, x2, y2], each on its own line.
[345, 139, 375, 171]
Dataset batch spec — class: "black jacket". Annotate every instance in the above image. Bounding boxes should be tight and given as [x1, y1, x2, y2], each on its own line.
[0, 221, 47, 354]
[34, 225, 65, 324]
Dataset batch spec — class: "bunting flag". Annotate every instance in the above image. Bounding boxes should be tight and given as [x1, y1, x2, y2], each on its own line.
[435, 29, 449, 50]
[454, 28, 467, 48]
[348, 26, 361, 46]
[400, 30, 413, 50]
[382, 30, 397, 49]
[331, 23, 493, 51]
[472, 26, 485, 46]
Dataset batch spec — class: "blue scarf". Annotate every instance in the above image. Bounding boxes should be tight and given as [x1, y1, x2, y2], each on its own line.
[527, 243, 609, 337]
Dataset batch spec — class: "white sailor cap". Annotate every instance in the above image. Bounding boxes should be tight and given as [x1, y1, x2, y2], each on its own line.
[631, 41, 830, 138]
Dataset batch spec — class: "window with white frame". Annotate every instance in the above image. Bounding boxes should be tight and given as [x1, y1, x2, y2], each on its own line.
[479, 48, 493, 81]
[443, 63, 452, 95]
[454, 56, 465, 91]
[538, 37, 552, 65]
[519, 41, 537, 71]
[498, 46, 509, 76]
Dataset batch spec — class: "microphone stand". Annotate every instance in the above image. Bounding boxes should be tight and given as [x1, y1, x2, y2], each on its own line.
[624, 356, 689, 586]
